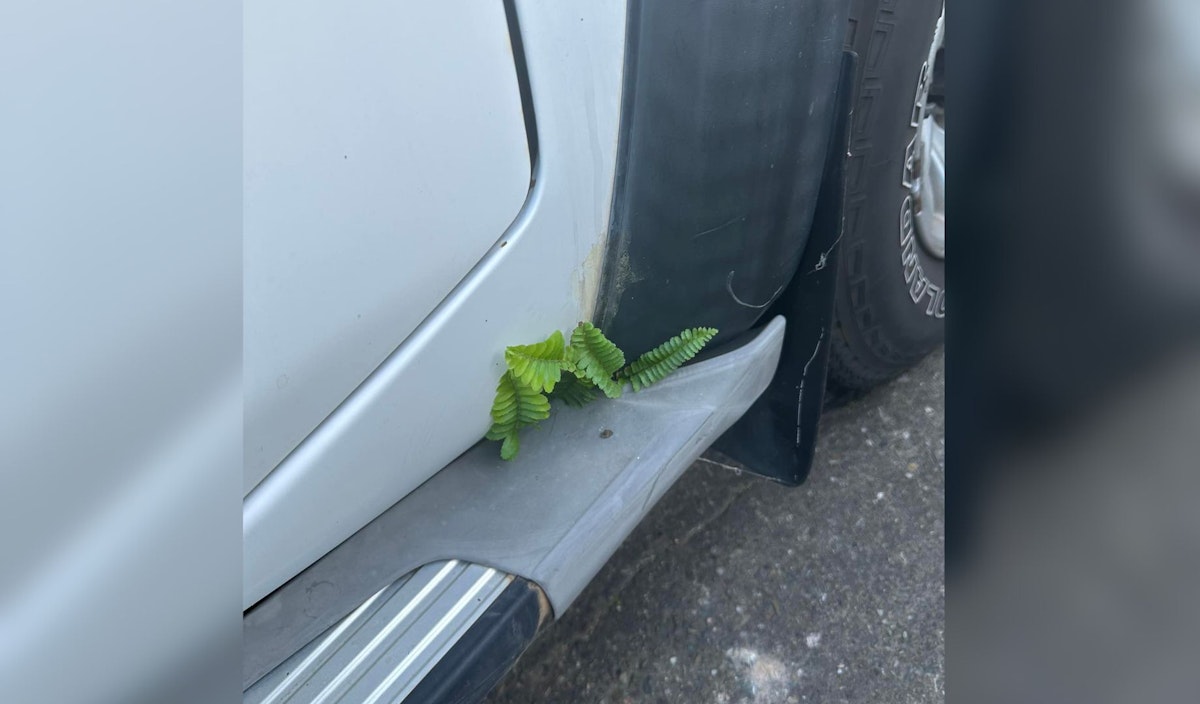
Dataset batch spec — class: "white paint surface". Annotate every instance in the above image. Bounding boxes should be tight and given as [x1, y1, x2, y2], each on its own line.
[243, 0, 532, 493]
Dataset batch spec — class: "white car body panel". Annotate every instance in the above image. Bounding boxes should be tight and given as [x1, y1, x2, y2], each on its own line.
[243, 0, 532, 494]
[243, 0, 628, 608]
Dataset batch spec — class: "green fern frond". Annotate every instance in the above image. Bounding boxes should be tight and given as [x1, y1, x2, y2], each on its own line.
[486, 322, 713, 460]
[620, 327, 718, 391]
[504, 330, 565, 393]
[566, 321, 625, 398]
[550, 374, 599, 408]
[486, 370, 551, 460]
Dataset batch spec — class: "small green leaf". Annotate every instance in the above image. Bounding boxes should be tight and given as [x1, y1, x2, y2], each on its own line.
[487, 370, 550, 460]
[504, 330, 565, 393]
[620, 327, 717, 391]
[550, 374, 599, 408]
[566, 322, 625, 398]
[500, 434, 519, 461]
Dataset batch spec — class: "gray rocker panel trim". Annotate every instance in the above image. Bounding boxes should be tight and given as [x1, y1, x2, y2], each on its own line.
[244, 316, 785, 688]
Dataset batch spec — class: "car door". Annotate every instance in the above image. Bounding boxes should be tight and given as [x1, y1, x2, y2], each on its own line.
[242, 0, 627, 608]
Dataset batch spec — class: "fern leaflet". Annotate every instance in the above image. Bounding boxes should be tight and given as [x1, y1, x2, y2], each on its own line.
[504, 330, 565, 393]
[619, 327, 718, 391]
[550, 374, 598, 408]
[486, 370, 551, 460]
[565, 321, 625, 398]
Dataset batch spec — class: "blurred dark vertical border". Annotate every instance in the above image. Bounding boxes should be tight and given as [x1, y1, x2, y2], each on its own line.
[947, 0, 1012, 573]
[953, 0, 1200, 699]
[0, 2, 242, 703]
[952, 0, 1200, 559]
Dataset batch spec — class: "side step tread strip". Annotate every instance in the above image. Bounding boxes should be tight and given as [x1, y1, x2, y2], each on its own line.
[245, 561, 511, 704]
[403, 578, 549, 704]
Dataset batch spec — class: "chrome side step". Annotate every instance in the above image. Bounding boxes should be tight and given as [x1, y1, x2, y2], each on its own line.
[245, 561, 511, 704]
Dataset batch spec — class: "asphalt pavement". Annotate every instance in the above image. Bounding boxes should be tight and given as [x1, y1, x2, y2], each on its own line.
[485, 348, 945, 704]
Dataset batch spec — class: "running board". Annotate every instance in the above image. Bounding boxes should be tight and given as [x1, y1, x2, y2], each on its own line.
[245, 561, 514, 703]
[244, 317, 785, 692]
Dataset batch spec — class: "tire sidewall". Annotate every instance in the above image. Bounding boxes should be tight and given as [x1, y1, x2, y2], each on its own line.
[836, 0, 945, 379]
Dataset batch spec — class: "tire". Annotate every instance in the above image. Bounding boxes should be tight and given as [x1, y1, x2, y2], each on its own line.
[829, 0, 945, 389]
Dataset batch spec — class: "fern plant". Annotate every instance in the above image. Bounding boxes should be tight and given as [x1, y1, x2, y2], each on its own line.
[487, 322, 717, 460]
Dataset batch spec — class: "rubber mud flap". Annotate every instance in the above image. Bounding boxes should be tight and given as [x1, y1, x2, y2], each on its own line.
[713, 51, 858, 486]
[596, 0, 850, 358]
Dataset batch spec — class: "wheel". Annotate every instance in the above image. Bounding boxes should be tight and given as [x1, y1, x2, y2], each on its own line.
[830, 0, 945, 389]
